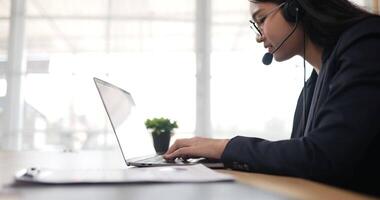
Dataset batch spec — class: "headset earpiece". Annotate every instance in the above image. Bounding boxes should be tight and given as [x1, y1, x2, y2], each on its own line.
[282, 0, 303, 23]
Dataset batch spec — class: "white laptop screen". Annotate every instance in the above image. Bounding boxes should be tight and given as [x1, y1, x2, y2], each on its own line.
[94, 78, 155, 161]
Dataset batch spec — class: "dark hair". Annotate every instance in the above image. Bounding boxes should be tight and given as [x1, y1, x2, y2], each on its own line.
[250, 0, 376, 48]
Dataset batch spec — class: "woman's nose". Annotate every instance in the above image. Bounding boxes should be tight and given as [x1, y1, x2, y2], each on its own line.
[256, 34, 264, 43]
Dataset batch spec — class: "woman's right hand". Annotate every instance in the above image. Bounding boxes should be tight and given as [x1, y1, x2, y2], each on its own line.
[163, 137, 230, 161]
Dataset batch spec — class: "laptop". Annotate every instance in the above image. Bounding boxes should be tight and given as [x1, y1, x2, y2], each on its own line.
[93, 77, 224, 168]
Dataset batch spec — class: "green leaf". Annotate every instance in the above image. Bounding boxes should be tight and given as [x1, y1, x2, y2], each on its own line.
[144, 117, 178, 135]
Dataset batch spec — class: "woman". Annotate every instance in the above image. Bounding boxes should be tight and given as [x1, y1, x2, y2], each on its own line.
[164, 0, 380, 195]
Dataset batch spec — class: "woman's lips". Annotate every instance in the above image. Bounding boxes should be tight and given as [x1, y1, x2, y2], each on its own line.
[264, 44, 274, 53]
[268, 46, 274, 53]
[264, 43, 274, 53]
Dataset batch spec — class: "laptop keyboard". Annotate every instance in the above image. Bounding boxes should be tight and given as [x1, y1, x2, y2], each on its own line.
[138, 155, 180, 164]
[138, 155, 172, 164]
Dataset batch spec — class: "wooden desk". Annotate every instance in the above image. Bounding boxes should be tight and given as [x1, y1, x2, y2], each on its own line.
[218, 170, 377, 200]
[0, 151, 377, 200]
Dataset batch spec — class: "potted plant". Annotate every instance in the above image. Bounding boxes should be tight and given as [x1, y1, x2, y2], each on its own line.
[144, 117, 178, 154]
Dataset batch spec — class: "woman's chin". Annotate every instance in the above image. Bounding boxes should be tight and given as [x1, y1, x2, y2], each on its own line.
[274, 53, 292, 62]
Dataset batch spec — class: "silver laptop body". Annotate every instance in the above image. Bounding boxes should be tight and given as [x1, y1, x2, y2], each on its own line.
[93, 77, 223, 168]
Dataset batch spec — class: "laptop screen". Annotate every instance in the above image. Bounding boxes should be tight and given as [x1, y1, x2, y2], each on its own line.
[93, 78, 155, 162]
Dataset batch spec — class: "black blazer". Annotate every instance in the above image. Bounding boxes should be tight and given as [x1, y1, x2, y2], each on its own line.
[221, 16, 380, 196]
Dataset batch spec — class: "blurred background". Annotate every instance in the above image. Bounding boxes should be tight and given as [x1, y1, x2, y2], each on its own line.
[0, 0, 376, 151]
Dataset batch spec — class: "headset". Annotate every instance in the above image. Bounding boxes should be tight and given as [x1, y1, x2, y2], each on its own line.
[262, 0, 304, 65]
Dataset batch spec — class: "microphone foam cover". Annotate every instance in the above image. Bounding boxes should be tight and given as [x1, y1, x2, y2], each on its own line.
[262, 52, 273, 65]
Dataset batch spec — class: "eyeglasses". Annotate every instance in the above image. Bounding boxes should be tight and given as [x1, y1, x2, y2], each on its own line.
[249, 2, 287, 37]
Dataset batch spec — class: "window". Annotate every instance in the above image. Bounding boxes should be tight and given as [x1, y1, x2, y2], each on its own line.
[0, 0, 10, 148]
[2, 0, 195, 150]
[0, 0, 372, 151]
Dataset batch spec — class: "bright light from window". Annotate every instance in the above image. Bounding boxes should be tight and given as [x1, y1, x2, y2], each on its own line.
[0, 79, 7, 97]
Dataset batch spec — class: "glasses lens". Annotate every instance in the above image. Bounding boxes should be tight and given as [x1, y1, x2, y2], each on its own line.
[249, 20, 262, 36]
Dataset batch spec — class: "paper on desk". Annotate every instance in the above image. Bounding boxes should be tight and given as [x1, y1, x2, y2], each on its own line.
[14, 164, 234, 184]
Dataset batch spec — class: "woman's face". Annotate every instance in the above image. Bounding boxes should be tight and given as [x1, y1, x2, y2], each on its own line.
[250, 2, 304, 62]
